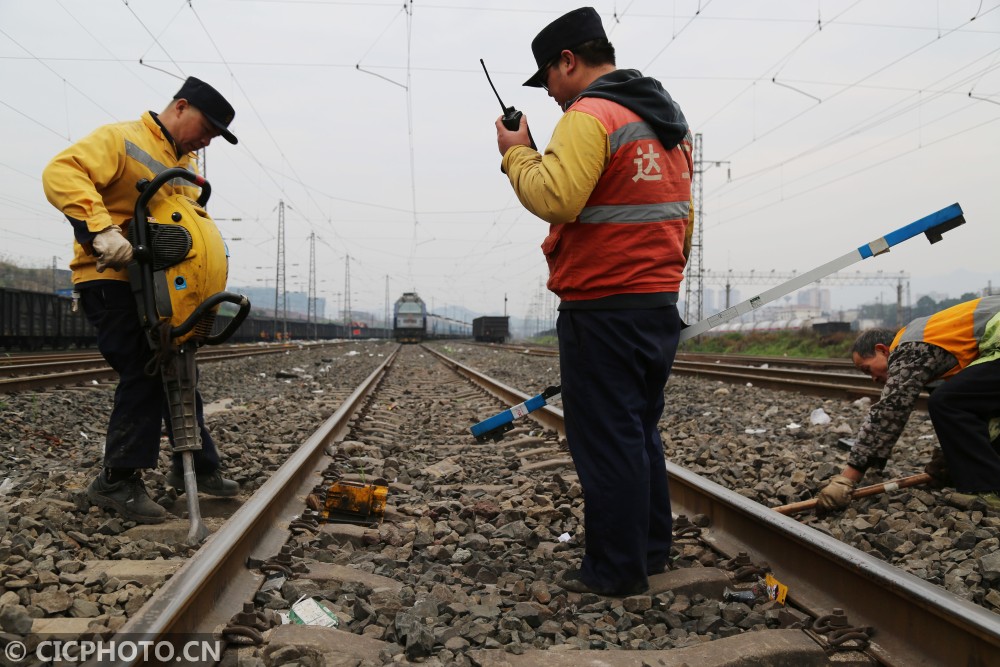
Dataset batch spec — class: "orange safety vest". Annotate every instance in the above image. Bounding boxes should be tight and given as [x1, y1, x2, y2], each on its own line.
[542, 97, 693, 302]
[892, 295, 1000, 378]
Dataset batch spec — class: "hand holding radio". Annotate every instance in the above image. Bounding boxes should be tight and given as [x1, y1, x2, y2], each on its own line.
[482, 59, 536, 155]
[495, 114, 532, 157]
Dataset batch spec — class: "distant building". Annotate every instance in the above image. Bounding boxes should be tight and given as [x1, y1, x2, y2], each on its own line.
[797, 287, 831, 312]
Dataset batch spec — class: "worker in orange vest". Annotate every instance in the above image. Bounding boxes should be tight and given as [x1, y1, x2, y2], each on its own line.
[817, 295, 1000, 512]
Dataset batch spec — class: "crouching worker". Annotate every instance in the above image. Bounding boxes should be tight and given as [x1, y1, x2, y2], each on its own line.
[817, 295, 1000, 513]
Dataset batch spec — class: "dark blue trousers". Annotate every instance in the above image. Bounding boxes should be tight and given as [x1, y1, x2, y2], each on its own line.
[557, 306, 681, 593]
[79, 281, 220, 474]
[929, 357, 1000, 493]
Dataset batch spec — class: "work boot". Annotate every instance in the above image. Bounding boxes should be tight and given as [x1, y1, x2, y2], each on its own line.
[167, 469, 240, 497]
[87, 471, 166, 524]
[555, 568, 648, 597]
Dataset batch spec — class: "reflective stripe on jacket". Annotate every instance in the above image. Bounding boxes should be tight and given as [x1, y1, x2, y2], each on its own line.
[891, 295, 1000, 378]
[42, 111, 201, 284]
[540, 97, 692, 302]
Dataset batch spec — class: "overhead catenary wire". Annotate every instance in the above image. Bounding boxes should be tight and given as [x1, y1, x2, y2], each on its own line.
[642, 0, 715, 72]
[714, 3, 1000, 163]
[2, 3, 998, 313]
[706, 111, 1000, 231]
[707, 47, 1000, 206]
[186, 1, 331, 236]
[122, 0, 187, 79]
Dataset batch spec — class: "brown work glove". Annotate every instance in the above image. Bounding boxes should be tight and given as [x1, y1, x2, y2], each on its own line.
[924, 449, 952, 488]
[816, 475, 856, 513]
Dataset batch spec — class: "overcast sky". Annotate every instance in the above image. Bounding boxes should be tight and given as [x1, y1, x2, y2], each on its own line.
[2, 0, 998, 320]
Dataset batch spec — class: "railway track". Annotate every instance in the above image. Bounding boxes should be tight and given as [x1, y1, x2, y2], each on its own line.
[0, 341, 346, 393]
[462, 342, 922, 408]
[4, 343, 986, 666]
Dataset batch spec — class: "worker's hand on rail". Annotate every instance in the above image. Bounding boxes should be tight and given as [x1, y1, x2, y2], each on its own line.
[93, 225, 133, 272]
[815, 474, 856, 513]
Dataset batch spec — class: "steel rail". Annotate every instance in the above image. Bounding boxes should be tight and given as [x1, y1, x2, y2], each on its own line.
[0, 341, 342, 368]
[667, 462, 1000, 667]
[676, 351, 856, 370]
[674, 360, 872, 387]
[432, 345, 998, 666]
[466, 343, 858, 371]
[101, 345, 400, 667]
[669, 362, 929, 410]
[0, 343, 342, 393]
[424, 345, 566, 439]
[0, 352, 105, 365]
[439, 343, 925, 411]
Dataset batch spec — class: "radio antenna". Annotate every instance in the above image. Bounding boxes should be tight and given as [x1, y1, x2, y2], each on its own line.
[480, 59, 509, 113]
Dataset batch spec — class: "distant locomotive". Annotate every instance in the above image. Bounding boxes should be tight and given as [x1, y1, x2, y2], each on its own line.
[392, 292, 472, 342]
[393, 292, 427, 343]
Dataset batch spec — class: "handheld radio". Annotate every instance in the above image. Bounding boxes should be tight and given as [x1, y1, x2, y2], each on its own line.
[481, 59, 536, 150]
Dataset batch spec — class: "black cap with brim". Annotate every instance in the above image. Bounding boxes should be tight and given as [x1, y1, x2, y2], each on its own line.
[174, 76, 238, 144]
[523, 6, 607, 87]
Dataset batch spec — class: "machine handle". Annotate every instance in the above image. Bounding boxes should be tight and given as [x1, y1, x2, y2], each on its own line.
[169, 292, 251, 345]
[133, 169, 210, 231]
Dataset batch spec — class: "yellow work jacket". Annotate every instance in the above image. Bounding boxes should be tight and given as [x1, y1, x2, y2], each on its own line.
[892, 295, 1000, 378]
[42, 111, 201, 284]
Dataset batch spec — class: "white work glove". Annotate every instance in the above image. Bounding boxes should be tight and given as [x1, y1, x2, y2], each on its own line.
[816, 475, 856, 513]
[92, 226, 133, 272]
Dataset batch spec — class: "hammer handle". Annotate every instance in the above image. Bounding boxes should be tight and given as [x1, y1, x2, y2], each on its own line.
[775, 473, 933, 515]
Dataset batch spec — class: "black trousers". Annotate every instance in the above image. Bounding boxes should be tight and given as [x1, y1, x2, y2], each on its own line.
[79, 280, 220, 474]
[929, 357, 1000, 493]
[557, 306, 681, 593]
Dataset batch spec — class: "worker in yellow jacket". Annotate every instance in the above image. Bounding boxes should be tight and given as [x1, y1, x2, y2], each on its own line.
[494, 7, 693, 597]
[817, 295, 1000, 512]
[42, 77, 240, 524]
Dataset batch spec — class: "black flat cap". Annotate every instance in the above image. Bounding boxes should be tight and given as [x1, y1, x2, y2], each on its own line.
[174, 76, 238, 144]
[523, 7, 607, 87]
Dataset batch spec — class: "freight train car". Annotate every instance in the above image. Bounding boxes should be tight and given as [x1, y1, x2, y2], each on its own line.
[472, 315, 509, 343]
[0, 287, 96, 350]
[211, 309, 395, 342]
[394, 292, 427, 343]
